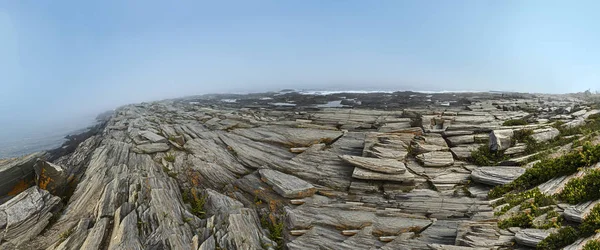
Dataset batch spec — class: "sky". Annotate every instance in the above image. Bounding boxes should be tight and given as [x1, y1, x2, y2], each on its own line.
[1, 1, 600, 133]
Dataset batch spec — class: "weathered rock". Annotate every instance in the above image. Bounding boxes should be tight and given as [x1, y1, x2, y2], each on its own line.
[416, 151, 454, 167]
[34, 159, 68, 195]
[446, 135, 475, 147]
[515, 228, 553, 247]
[339, 155, 406, 174]
[450, 144, 484, 160]
[0, 186, 62, 248]
[470, 166, 526, 186]
[564, 200, 600, 223]
[0, 152, 44, 197]
[232, 125, 343, 147]
[131, 143, 170, 154]
[352, 167, 415, 182]
[489, 129, 514, 152]
[410, 135, 449, 154]
[531, 128, 560, 143]
[259, 169, 316, 198]
[139, 130, 168, 143]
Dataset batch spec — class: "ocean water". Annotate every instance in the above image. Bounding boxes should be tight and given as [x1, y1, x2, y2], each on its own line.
[0, 114, 98, 159]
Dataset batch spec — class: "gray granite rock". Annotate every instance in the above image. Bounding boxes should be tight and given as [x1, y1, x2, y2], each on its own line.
[0, 152, 45, 197]
[531, 128, 560, 143]
[515, 228, 553, 247]
[0, 186, 61, 247]
[471, 166, 526, 186]
[416, 151, 455, 167]
[339, 155, 406, 174]
[259, 169, 316, 198]
[489, 129, 514, 151]
[131, 142, 170, 153]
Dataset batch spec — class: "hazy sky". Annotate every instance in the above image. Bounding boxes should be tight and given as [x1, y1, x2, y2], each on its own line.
[1, 1, 600, 127]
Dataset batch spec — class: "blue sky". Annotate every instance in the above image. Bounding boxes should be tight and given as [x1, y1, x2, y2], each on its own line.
[1, 1, 600, 129]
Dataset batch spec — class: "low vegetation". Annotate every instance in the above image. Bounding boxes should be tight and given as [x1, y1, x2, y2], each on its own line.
[496, 188, 558, 229]
[260, 213, 284, 250]
[182, 189, 207, 219]
[470, 145, 508, 166]
[489, 142, 600, 199]
[535, 202, 600, 249]
[537, 226, 580, 250]
[503, 119, 528, 126]
[583, 239, 600, 250]
[164, 152, 176, 162]
[559, 169, 600, 204]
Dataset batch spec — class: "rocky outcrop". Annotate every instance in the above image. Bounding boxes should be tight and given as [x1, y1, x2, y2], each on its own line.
[0, 152, 45, 197]
[0, 186, 62, 248]
[1, 91, 593, 249]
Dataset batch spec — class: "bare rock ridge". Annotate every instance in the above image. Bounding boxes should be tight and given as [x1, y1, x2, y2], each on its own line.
[0, 90, 597, 249]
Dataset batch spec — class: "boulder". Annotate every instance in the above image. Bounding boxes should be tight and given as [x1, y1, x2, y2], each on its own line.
[259, 169, 316, 198]
[470, 167, 526, 186]
[33, 160, 68, 196]
[489, 129, 514, 152]
[531, 128, 560, 143]
[416, 151, 454, 167]
[339, 155, 406, 174]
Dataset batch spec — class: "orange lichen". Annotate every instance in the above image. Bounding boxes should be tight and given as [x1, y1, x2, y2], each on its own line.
[38, 168, 53, 191]
[8, 180, 30, 196]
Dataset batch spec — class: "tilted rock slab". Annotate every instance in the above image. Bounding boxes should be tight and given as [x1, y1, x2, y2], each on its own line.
[0, 186, 61, 248]
[259, 169, 316, 198]
[515, 228, 553, 247]
[470, 166, 526, 186]
[339, 155, 406, 174]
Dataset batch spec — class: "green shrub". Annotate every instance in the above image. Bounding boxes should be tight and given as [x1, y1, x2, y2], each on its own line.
[503, 119, 528, 126]
[495, 188, 555, 215]
[489, 143, 600, 199]
[499, 213, 533, 229]
[537, 226, 580, 250]
[470, 145, 509, 166]
[559, 169, 600, 204]
[164, 153, 176, 162]
[580, 204, 600, 237]
[583, 239, 600, 250]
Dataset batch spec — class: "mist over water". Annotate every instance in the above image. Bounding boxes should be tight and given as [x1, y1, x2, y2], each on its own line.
[0, 112, 98, 158]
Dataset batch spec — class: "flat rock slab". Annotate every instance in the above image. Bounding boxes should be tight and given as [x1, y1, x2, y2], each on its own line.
[470, 166, 525, 186]
[515, 229, 552, 247]
[446, 135, 475, 147]
[132, 143, 170, 154]
[139, 131, 167, 143]
[416, 151, 454, 167]
[339, 155, 406, 174]
[259, 169, 316, 198]
[352, 166, 415, 182]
